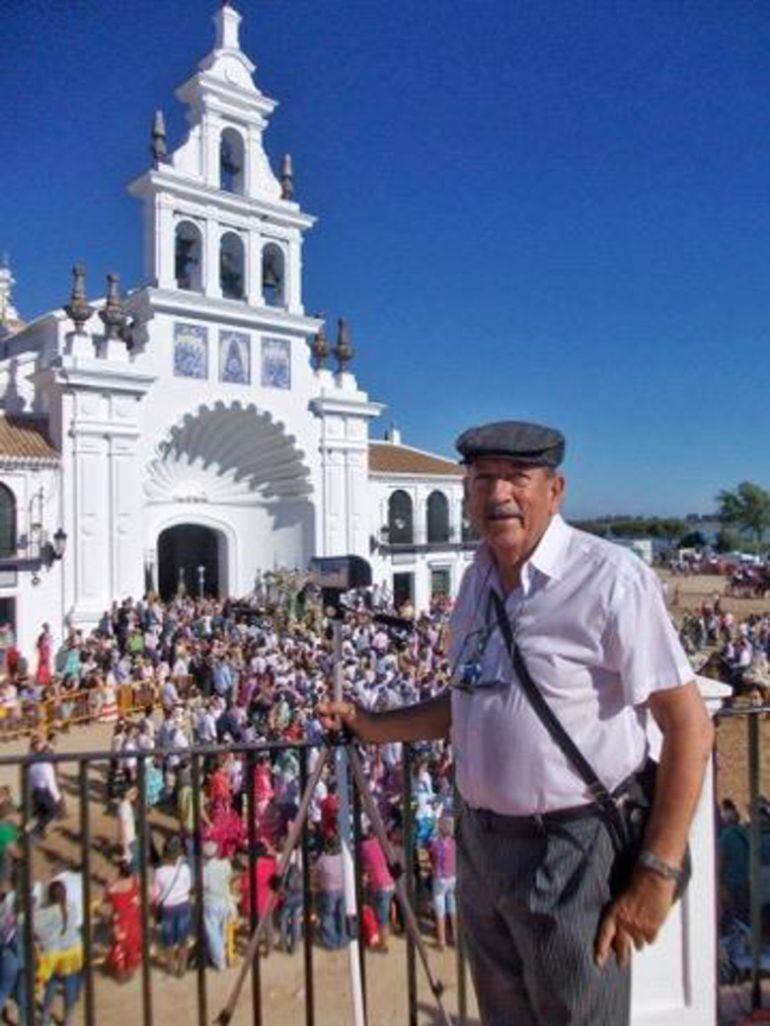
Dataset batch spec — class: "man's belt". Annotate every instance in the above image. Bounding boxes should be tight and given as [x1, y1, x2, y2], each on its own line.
[462, 800, 602, 836]
[460, 775, 636, 837]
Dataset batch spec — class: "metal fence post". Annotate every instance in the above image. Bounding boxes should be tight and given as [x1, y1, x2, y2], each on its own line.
[20, 764, 35, 1026]
[299, 747, 316, 1026]
[246, 748, 262, 1026]
[402, 743, 418, 1026]
[352, 763, 367, 1019]
[137, 755, 153, 1026]
[748, 710, 762, 1011]
[191, 752, 208, 1026]
[79, 760, 95, 1026]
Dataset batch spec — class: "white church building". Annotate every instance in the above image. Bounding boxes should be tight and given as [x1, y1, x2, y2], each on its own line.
[0, 2, 475, 656]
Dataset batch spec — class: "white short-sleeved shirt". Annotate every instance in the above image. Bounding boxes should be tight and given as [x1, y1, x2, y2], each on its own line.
[450, 514, 693, 816]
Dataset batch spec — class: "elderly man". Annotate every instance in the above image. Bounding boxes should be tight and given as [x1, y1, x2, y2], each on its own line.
[320, 419, 714, 1026]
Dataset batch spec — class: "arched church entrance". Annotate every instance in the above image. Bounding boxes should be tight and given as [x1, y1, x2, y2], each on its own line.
[157, 524, 226, 600]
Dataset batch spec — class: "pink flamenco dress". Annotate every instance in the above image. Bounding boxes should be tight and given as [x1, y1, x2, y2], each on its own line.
[35, 632, 52, 687]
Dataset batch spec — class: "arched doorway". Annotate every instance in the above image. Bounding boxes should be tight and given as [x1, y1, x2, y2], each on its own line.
[157, 524, 225, 600]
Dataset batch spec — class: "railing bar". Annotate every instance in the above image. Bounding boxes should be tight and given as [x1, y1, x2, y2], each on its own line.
[137, 755, 153, 1026]
[0, 737, 323, 769]
[402, 743, 418, 1026]
[191, 752, 208, 1026]
[246, 749, 262, 1026]
[454, 779, 467, 1026]
[21, 764, 35, 1026]
[79, 762, 96, 1026]
[748, 712, 762, 1010]
[352, 768, 367, 1019]
[299, 748, 315, 1026]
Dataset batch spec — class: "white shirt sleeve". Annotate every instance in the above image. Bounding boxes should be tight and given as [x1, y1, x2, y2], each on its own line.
[603, 563, 693, 706]
[44, 763, 61, 803]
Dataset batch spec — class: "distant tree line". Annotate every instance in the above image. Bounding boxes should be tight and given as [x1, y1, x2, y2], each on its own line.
[570, 517, 689, 541]
[571, 480, 770, 556]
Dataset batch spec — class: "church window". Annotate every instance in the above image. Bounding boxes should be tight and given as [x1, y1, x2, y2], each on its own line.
[0, 485, 16, 559]
[219, 128, 245, 194]
[219, 330, 250, 384]
[430, 568, 451, 598]
[220, 232, 245, 300]
[261, 243, 285, 307]
[174, 221, 202, 291]
[426, 490, 450, 543]
[388, 490, 413, 545]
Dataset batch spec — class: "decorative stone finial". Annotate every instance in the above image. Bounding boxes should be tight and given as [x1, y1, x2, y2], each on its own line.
[214, 0, 241, 50]
[333, 318, 354, 373]
[64, 264, 94, 334]
[280, 154, 295, 200]
[310, 323, 329, 369]
[150, 110, 167, 168]
[99, 273, 127, 341]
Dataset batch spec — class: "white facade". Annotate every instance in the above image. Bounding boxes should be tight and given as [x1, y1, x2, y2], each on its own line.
[0, 2, 471, 656]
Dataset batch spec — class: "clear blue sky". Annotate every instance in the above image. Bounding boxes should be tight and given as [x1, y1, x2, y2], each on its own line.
[3, 1, 768, 518]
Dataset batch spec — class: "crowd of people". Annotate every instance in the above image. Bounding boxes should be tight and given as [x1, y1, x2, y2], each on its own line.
[678, 595, 770, 696]
[2, 570, 765, 1019]
[0, 589, 459, 1023]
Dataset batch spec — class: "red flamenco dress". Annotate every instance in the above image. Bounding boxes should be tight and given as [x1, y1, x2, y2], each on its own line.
[105, 877, 142, 976]
[204, 768, 246, 858]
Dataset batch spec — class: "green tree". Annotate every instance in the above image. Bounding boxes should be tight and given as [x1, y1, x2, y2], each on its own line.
[679, 530, 706, 549]
[716, 482, 770, 549]
[714, 527, 742, 554]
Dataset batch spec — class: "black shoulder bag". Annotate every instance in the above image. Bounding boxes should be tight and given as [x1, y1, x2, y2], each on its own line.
[490, 590, 691, 900]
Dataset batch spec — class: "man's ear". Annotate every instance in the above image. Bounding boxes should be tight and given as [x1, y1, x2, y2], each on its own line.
[548, 473, 566, 513]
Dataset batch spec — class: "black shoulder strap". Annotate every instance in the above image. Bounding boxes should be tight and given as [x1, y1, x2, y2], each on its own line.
[489, 589, 628, 848]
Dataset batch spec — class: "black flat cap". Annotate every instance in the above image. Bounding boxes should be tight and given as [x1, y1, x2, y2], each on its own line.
[455, 420, 565, 468]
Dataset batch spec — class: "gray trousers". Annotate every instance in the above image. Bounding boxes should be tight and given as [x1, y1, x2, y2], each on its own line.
[457, 804, 630, 1026]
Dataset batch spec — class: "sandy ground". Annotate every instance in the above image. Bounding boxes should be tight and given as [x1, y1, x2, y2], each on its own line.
[5, 568, 765, 1026]
[663, 571, 770, 812]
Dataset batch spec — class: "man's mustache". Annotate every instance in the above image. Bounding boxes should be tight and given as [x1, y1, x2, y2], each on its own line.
[485, 503, 523, 521]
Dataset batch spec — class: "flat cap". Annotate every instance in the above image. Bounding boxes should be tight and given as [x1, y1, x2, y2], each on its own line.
[455, 420, 565, 468]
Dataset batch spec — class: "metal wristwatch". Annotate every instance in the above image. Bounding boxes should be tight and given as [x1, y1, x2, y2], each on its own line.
[637, 849, 683, 883]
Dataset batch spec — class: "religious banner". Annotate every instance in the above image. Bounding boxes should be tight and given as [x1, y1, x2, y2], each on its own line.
[219, 330, 250, 384]
[261, 337, 291, 389]
[173, 322, 208, 379]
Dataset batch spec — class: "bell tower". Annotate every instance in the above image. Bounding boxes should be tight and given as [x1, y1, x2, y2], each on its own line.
[128, 0, 314, 313]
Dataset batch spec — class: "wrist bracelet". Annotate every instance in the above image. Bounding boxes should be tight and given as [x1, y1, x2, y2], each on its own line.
[637, 848, 683, 883]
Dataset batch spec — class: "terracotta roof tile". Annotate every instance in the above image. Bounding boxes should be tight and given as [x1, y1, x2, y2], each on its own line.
[0, 415, 59, 461]
[369, 442, 463, 477]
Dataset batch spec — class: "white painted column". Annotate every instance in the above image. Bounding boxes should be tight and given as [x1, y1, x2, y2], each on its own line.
[629, 677, 728, 1026]
[286, 236, 302, 314]
[71, 428, 110, 625]
[201, 112, 222, 189]
[109, 431, 145, 601]
[156, 196, 176, 290]
[247, 231, 262, 306]
[204, 218, 222, 299]
[345, 448, 369, 556]
[323, 449, 346, 556]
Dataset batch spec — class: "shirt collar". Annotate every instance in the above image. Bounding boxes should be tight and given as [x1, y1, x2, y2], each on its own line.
[528, 512, 571, 584]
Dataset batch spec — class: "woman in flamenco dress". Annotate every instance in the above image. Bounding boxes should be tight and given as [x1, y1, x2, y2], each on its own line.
[203, 756, 246, 858]
[104, 861, 142, 981]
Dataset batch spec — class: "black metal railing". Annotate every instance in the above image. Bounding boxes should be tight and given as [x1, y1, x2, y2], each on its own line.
[2, 738, 470, 1026]
[715, 702, 770, 1025]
